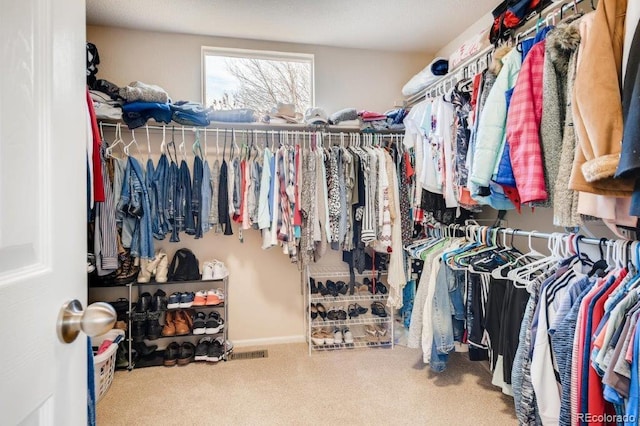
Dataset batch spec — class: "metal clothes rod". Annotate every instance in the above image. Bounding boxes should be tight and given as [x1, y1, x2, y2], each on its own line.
[97, 121, 404, 136]
[407, 0, 590, 105]
[446, 223, 615, 247]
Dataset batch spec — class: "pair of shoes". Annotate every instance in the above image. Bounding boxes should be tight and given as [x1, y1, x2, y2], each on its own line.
[193, 311, 225, 335]
[364, 324, 390, 344]
[332, 327, 354, 344]
[327, 306, 347, 321]
[311, 327, 334, 345]
[131, 310, 163, 341]
[363, 278, 388, 294]
[347, 303, 368, 318]
[192, 289, 225, 306]
[354, 282, 370, 294]
[162, 310, 194, 336]
[201, 260, 229, 280]
[167, 292, 195, 309]
[371, 302, 388, 318]
[325, 280, 348, 297]
[195, 337, 233, 362]
[96, 250, 139, 286]
[164, 341, 196, 366]
[309, 303, 327, 320]
[135, 290, 167, 313]
[137, 249, 168, 283]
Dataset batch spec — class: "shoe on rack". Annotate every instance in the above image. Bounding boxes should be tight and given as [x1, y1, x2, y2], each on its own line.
[192, 290, 207, 306]
[135, 292, 152, 313]
[192, 311, 207, 335]
[376, 282, 388, 294]
[146, 311, 163, 340]
[154, 251, 169, 283]
[206, 337, 225, 362]
[371, 302, 387, 317]
[322, 327, 335, 345]
[201, 261, 214, 280]
[316, 303, 327, 320]
[151, 289, 167, 312]
[376, 324, 390, 344]
[347, 304, 359, 319]
[167, 292, 181, 309]
[364, 325, 379, 344]
[174, 310, 193, 336]
[163, 342, 181, 367]
[211, 260, 229, 280]
[162, 311, 176, 337]
[133, 341, 158, 357]
[356, 283, 370, 294]
[310, 303, 318, 320]
[311, 328, 327, 345]
[333, 327, 343, 344]
[137, 258, 152, 283]
[327, 306, 338, 321]
[178, 342, 196, 366]
[317, 281, 329, 296]
[336, 307, 347, 321]
[111, 250, 140, 285]
[195, 337, 212, 361]
[342, 327, 354, 344]
[205, 311, 224, 334]
[336, 281, 348, 295]
[131, 311, 147, 343]
[326, 280, 338, 297]
[309, 277, 318, 294]
[363, 278, 375, 294]
[205, 288, 224, 306]
[179, 292, 195, 308]
[354, 303, 368, 315]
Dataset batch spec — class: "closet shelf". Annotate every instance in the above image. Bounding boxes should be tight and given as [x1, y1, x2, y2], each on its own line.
[311, 339, 392, 351]
[130, 278, 225, 287]
[165, 304, 224, 311]
[308, 265, 387, 279]
[310, 294, 388, 303]
[146, 330, 224, 340]
[311, 316, 391, 327]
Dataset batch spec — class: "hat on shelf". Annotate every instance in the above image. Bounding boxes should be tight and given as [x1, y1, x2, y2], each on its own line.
[272, 102, 302, 123]
[304, 107, 328, 125]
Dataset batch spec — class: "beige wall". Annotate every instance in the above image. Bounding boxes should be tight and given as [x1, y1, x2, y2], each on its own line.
[87, 25, 426, 346]
[87, 25, 428, 114]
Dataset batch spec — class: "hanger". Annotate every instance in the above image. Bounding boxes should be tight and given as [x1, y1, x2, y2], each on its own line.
[167, 126, 178, 164]
[587, 238, 609, 278]
[159, 125, 166, 155]
[124, 129, 142, 158]
[99, 122, 105, 144]
[179, 126, 187, 162]
[145, 125, 151, 161]
[192, 128, 203, 158]
[105, 122, 125, 158]
[203, 128, 208, 158]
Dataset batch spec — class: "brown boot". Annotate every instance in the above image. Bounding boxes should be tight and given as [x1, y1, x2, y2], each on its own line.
[174, 310, 193, 336]
[162, 311, 176, 337]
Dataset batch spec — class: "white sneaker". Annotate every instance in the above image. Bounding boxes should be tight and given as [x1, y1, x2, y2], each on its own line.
[205, 288, 225, 306]
[342, 327, 354, 344]
[211, 260, 229, 280]
[201, 261, 215, 280]
[333, 327, 343, 344]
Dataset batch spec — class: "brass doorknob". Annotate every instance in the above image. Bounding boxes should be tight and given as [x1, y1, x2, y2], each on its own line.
[57, 299, 116, 343]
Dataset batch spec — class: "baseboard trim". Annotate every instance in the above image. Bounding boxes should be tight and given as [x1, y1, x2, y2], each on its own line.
[232, 335, 306, 347]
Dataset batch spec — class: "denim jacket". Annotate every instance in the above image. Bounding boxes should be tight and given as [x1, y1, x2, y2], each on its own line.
[118, 157, 154, 259]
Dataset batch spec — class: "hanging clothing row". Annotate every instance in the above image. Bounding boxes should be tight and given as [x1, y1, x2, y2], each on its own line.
[404, 223, 640, 425]
[403, 0, 640, 236]
[90, 122, 411, 304]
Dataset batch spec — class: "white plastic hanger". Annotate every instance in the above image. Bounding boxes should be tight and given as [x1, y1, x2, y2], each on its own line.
[145, 125, 151, 161]
[124, 129, 142, 158]
[105, 122, 125, 158]
[179, 126, 187, 162]
[160, 125, 166, 155]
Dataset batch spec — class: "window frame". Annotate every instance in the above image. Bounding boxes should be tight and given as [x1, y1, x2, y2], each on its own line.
[201, 46, 315, 112]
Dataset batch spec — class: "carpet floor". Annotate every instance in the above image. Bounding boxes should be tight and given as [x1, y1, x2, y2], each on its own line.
[97, 343, 517, 425]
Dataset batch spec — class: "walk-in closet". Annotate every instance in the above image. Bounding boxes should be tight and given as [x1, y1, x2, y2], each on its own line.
[3, 0, 640, 424]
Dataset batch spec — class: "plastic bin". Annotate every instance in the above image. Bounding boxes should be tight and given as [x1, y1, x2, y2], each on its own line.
[91, 329, 125, 402]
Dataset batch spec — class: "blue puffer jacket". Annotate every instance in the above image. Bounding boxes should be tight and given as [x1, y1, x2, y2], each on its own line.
[494, 88, 516, 187]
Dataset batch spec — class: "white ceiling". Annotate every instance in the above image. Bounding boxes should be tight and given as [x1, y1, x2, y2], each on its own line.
[86, 0, 498, 53]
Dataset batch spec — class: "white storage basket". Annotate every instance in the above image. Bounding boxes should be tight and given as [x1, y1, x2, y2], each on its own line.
[91, 329, 125, 402]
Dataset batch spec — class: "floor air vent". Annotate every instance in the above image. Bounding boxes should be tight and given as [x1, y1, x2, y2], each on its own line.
[229, 350, 268, 361]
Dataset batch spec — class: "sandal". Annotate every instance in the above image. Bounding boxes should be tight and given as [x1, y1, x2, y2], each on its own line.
[177, 342, 196, 365]
[354, 303, 368, 315]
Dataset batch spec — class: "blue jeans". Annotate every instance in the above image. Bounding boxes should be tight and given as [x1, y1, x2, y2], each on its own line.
[192, 156, 203, 239]
[431, 264, 455, 371]
[449, 267, 466, 342]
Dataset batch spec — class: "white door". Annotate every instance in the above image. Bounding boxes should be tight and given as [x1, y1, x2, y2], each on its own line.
[0, 0, 88, 424]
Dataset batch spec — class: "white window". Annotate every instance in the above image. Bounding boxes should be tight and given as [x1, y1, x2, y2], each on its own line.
[202, 47, 314, 115]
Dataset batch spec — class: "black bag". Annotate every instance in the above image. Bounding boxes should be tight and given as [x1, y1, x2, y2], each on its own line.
[167, 248, 201, 281]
